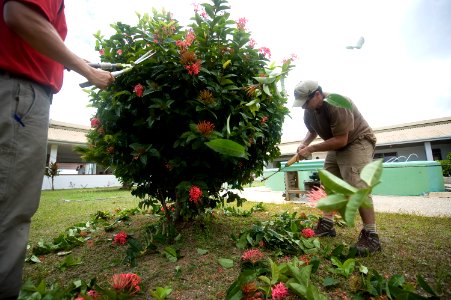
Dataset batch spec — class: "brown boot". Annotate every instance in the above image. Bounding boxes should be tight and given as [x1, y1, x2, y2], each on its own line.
[314, 217, 336, 237]
[355, 229, 382, 256]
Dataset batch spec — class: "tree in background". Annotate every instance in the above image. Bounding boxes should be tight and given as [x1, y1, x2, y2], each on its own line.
[44, 162, 59, 191]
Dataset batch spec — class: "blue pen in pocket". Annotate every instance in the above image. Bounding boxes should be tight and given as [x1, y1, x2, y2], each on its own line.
[14, 113, 25, 127]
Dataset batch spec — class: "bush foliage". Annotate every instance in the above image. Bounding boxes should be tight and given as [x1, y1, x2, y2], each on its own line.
[80, 0, 295, 221]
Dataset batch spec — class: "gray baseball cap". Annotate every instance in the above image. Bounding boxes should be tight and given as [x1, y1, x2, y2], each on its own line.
[293, 80, 319, 107]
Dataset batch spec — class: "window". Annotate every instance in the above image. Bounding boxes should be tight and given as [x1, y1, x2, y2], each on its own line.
[374, 152, 398, 162]
[432, 149, 442, 160]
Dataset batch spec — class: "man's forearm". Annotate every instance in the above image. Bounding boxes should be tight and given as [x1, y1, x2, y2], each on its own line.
[4, 2, 94, 79]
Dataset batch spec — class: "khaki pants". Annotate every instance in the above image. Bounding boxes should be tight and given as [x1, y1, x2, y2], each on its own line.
[0, 73, 51, 298]
[324, 137, 375, 196]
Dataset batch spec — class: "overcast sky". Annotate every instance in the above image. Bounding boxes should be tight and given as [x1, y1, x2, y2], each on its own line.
[52, 0, 451, 142]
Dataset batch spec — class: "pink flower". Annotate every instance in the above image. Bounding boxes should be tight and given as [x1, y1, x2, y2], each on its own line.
[185, 60, 201, 75]
[116, 49, 123, 55]
[189, 185, 202, 204]
[87, 290, 99, 299]
[90, 117, 101, 128]
[301, 228, 315, 238]
[113, 231, 127, 245]
[259, 47, 271, 58]
[133, 83, 144, 97]
[248, 38, 256, 48]
[241, 248, 265, 264]
[99, 49, 105, 55]
[111, 273, 141, 295]
[306, 185, 327, 207]
[271, 282, 289, 299]
[236, 17, 248, 30]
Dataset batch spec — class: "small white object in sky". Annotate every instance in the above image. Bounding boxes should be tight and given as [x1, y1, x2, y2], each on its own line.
[346, 36, 365, 49]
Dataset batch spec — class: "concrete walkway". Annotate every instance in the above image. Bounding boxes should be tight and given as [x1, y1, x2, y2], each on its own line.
[238, 187, 451, 217]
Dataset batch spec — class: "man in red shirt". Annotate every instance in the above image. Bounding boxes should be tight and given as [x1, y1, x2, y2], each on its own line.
[0, 1, 114, 298]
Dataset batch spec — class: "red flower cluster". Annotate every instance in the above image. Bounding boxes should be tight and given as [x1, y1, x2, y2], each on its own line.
[301, 228, 315, 238]
[306, 185, 327, 207]
[271, 282, 289, 299]
[299, 254, 310, 265]
[189, 185, 202, 203]
[176, 31, 195, 50]
[196, 120, 215, 135]
[116, 49, 123, 55]
[113, 231, 128, 245]
[185, 60, 201, 75]
[133, 83, 144, 97]
[241, 248, 265, 264]
[99, 49, 105, 55]
[236, 17, 248, 30]
[90, 117, 101, 128]
[258, 47, 271, 58]
[111, 273, 141, 295]
[260, 116, 268, 124]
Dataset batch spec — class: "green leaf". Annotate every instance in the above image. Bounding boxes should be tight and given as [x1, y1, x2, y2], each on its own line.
[197, 248, 208, 255]
[205, 139, 246, 158]
[253, 76, 276, 84]
[344, 189, 369, 226]
[218, 258, 234, 269]
[263, 84, 272, 96]
[324, 93, 352, 109]
[316, 194, 348, 213]
[163, 246, 179, 262]
[319, 170, 358, 195]
[416, 274, 438, 296]
[360, 159, 383, 187]
[323, 277, 339, 287]
[226, 115, 231, 136]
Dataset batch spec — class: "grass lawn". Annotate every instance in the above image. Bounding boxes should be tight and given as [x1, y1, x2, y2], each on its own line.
[23, 187, 451, 299]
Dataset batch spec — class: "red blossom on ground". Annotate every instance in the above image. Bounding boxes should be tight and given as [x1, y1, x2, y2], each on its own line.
[259, 47, 271, 58]
[133, 83, 144, 97]
[189, 185, 202, 203]
[87, 289, 99, 299]
[196, 120, 215, 135]
[99, 49, 105, 55]
[241, 248, 265, 264]
[299, 254, 310, 265]
[241, 281, 257, 294]
[90, 117, 101, 128]
[271, 282, 289, 299]
[86, 240, 94, 248]
[111, 273, 141, 295]
[306, 185, 327, 207]
[301, 228, 315, 238]
[113, 231, 128, 245]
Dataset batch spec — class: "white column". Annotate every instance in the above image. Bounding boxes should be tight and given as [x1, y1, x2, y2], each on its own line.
[424, 141, 433, 161]
[49, 144, 58, 163]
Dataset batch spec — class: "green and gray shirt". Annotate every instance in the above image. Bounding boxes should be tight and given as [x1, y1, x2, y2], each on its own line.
[304, 97, 376, 148]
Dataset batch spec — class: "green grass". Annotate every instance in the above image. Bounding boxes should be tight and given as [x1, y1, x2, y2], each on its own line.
[23, 188, 451, 299]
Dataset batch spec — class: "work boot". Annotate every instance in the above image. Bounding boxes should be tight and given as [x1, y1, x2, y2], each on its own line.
[314, 217, 336, 237]
[354, 229, 382, 256]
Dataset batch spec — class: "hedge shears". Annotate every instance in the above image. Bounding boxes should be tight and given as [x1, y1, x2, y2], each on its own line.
[79, 50, 155, 88]
[261, 153, 305, 181]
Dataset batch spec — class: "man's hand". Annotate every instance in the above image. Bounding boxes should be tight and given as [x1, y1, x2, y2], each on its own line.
[297, 146, 312, 160]
[86, 68, 115, 90]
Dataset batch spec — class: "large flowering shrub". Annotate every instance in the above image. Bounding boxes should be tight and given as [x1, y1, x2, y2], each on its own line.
[82, 0, 294, 221]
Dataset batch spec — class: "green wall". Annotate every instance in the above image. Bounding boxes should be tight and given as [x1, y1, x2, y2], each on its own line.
[264, 160, 445, 196]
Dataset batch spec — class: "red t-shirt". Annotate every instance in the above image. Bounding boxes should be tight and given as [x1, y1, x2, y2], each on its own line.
[0, 0, 67, 93]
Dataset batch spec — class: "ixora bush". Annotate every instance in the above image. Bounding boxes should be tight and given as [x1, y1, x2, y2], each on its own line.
[79, 0, 296, 222]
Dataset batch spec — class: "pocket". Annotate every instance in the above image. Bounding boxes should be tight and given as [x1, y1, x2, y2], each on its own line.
[14, 80, 37, 123]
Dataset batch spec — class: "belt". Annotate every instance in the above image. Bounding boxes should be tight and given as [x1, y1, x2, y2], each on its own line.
[0, 69, 53, 96]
